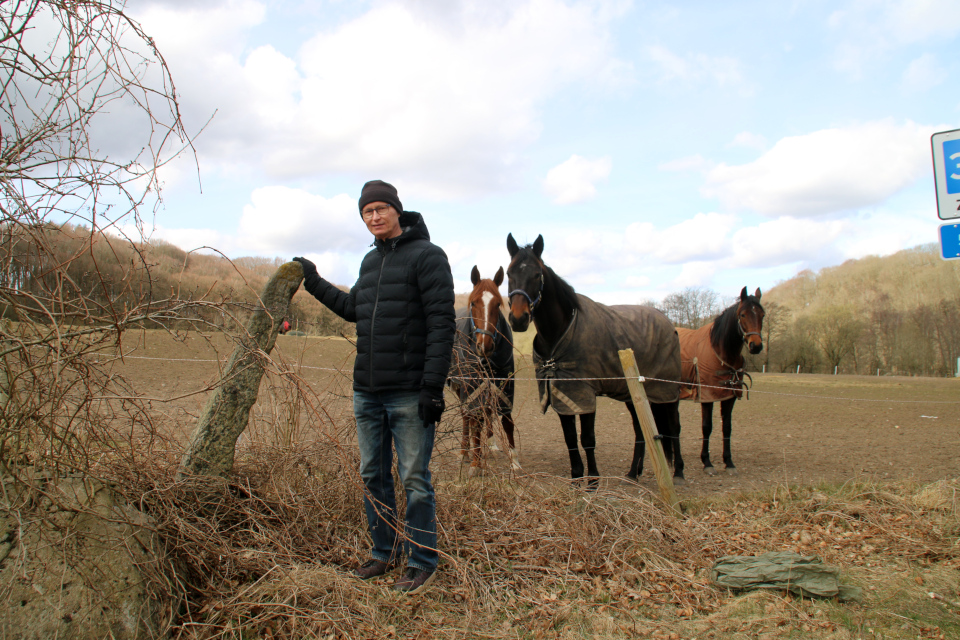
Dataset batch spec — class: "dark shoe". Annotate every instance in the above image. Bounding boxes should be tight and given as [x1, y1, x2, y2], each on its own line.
[354, 559, 391, 580]
[392, 567, 436, 594]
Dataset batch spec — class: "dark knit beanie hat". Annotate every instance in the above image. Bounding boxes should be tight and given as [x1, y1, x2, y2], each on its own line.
[358, 180, 403, 215]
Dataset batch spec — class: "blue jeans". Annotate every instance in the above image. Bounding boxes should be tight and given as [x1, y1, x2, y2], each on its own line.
[353, 389, 438, 572]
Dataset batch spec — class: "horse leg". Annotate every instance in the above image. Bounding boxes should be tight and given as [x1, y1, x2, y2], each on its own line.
[501, 413, 521, 470]
[468, 415, 483, 478]
[720, 397, 737, 475]
[558, 413, 584, 480]
[460, 416, 471, 463]
[486, 407, 500, 452]
[652, 401, 684, 484]
[579, 412, 600, 490]
[624, 401, 645, 482]
[700, 402, 717, 476]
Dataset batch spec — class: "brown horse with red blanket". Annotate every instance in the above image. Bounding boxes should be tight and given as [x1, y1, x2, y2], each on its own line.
[678, 287, 764, 475]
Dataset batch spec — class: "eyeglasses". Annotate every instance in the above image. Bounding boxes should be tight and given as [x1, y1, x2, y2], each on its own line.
[361, 204, 393, 220]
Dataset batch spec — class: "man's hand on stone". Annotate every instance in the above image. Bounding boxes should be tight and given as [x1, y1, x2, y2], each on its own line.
[292, 256, 318, 278]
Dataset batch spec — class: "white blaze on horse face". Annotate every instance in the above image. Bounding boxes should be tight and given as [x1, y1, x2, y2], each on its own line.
[481, 291, 494, 331]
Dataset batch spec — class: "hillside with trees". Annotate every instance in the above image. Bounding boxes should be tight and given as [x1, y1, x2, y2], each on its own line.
[660, 245, 960, 378]
[756, 244, 960, 377]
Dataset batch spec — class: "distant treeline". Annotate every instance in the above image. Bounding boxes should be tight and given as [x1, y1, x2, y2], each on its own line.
[0, 223, 354, 337]
[4, 226, 957, 376]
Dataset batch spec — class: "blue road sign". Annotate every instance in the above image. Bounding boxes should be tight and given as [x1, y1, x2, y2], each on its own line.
[932, 129, 960, 220]
[940, 223, 960, 261]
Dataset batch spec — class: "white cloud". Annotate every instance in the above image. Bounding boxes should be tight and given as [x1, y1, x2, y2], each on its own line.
[543, 155, 613, 204]
[623, 275, 650, 288]
[237, 187, 367, 256]
[133, 0, 628, 199]
[625, 212, 739, 263]
[901, 53, 944, 93]
[728, 217, 846, 268]
[701, 119, 936, 217]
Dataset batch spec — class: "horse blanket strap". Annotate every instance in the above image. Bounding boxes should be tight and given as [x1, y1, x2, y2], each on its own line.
[449, 308, 515, 417]
[532, 296, 681, 415]
[677, 323, 748, 402]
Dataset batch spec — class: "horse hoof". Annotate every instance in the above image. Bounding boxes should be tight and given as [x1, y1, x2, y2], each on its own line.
[725, 468, 739, 477]
[672, 476, 686, 487]
[621, 475, 640, 486]
[490, 442, 501, 452]
[704, 467, 717, 477]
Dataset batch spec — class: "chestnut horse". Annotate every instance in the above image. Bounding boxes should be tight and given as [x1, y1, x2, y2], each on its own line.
[448, 266, 519, 476]
[506, 234, 684, 487]
[677, 287, 764, 475]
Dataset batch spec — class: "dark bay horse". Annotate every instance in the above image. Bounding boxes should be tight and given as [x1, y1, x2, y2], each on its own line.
[677, 287, 764, 475]
[448, 266, 519, 476]
[505, 234, 684, 486]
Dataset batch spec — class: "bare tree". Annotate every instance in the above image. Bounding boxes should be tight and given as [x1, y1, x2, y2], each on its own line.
[0, 0, 193, 474]
[660, 286, 721, 329]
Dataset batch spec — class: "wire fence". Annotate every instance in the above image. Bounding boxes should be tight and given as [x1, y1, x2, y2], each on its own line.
[111, 354, 960, 405]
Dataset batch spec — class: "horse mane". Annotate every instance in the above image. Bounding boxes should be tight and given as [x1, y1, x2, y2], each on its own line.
[540, 260, 580, 313]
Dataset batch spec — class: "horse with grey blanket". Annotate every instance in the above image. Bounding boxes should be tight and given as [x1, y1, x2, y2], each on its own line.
[447, 266, 519, 476]
[505, 234, 684, 487]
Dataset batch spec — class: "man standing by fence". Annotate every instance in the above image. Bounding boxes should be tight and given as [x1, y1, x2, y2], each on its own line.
[294, 180, 455, 595]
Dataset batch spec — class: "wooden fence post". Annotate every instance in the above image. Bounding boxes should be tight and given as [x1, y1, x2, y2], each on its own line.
[618, 348, 681, 515]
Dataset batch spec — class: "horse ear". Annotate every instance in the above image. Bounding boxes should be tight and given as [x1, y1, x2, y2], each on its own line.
[471, 265, 480, 285]
[507, 233, 519, 257]
[754, 287, 762, 302]
[532, 234, 544, 258]
[740, 286, 748, 301]
[494, 266, 504, 286]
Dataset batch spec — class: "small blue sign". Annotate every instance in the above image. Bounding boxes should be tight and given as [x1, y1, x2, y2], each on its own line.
[945, 139, 960, 195]
[941, 223, 960, 260]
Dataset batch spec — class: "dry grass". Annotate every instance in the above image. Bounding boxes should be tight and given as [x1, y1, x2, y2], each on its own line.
[104, 436, 959, 640]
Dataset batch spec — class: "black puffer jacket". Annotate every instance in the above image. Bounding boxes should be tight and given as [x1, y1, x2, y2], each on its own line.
[302, 211, 455, 393]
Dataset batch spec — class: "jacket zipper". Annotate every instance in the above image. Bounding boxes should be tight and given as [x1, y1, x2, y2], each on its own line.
[369, 246, 389, 388]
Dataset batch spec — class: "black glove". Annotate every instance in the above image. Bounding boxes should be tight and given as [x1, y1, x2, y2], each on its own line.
[292, 256, 317, 278]
[417, 386, 445, 428]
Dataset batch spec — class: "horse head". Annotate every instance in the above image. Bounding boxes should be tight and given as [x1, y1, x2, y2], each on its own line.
[737, 286, 764, 355]
[468, 265, 505, 357]
[505, 233, 545, 332]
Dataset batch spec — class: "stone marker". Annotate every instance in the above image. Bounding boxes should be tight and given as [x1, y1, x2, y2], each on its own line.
[178, 262, 303, 478]
[1, 470, 179, 640]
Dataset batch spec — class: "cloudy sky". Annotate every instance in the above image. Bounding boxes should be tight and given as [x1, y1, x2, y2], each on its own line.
[127, 0, 960, 304]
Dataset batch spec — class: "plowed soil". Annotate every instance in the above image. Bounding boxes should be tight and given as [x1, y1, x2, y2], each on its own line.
[112, 330, 960, 498]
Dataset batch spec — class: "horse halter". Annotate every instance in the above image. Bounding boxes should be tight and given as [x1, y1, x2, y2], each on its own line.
[736, 303, 762, 344]
[469, 316, 498, 341]
[508, 272, 544, 314]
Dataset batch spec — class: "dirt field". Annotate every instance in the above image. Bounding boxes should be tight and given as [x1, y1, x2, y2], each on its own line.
[111, 330, 960, 499]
